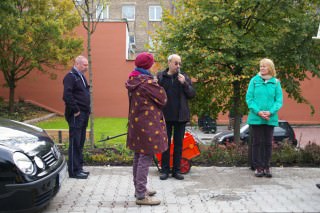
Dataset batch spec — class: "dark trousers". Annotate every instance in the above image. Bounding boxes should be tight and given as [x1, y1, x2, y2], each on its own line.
[248, 126, 254, 169]
[133, 153, 153, 199]
[67, 111, 89, 176]
[251, 125, 274, 169]
[161, 121, 186, 174]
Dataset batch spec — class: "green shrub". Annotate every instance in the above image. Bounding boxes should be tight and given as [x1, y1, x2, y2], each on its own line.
[301, 143, 320, 165]
[194, 143, 248, 166]
[271, 143, 301, 166]
[193, 142, 320, 168]
[0, 99, 50, 121]
[56, 129, 320, 167]
[83, 146, 134, 166]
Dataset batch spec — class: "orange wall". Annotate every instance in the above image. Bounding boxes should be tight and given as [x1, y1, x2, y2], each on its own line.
[279, 76, 320, 124]
[0, 22, 133, 117]
[0, 22, 319, 124]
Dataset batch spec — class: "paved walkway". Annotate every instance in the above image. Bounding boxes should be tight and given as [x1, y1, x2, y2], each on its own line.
[42, 125, 320, 212]
[44, 166, 320, 213]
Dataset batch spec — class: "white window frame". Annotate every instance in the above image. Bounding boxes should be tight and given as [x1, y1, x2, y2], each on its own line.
[96, 4, 109, 20]
[122, 5, 135, 21]
[149, 6, 162, 21]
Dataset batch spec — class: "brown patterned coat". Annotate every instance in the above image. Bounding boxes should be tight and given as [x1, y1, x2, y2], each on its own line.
[125, 72, 168, 155]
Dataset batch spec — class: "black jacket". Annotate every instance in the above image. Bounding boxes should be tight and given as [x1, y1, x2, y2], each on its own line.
[157, 68, 195, 122]
[63, 68, 90, 118]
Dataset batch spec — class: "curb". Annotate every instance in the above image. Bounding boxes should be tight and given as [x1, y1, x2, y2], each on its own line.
[23, 113, 57, 124]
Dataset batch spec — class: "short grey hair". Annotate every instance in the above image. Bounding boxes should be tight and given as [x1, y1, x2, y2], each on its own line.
[75, 55, 87, 64]
[167, 54, 181, 62]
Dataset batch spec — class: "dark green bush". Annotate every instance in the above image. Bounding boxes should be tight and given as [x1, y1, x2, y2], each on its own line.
[301, 143, 320, 165]
[193, 142, 320, 167]
[193, 143, 248, 166]
[51, 132, 320, 167]
[271, 143, 301, 166]
[0, 98, 50, 121]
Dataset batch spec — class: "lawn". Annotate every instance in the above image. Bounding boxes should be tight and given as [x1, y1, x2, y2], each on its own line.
[35, 116, 128, 145]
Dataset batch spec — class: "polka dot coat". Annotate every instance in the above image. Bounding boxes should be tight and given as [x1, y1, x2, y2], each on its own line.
[125, 73, 168, 155]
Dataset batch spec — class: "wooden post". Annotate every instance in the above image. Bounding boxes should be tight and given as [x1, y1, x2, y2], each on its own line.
[58, 130, 62, 144]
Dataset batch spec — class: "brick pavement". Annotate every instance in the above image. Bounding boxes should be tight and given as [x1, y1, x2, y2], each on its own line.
[44, 166, 320, 213]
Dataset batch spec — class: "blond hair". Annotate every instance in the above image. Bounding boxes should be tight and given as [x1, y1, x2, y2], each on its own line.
[260, 58, 276, 76]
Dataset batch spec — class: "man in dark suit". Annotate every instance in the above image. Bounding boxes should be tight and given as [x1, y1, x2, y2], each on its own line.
[63, 55, 90, 179]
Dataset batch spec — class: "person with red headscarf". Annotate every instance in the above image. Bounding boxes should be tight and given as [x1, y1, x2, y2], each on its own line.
[125, 52, 168, 205]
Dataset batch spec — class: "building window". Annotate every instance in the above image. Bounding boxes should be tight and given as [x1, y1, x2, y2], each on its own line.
[122, 5, 135, 21]
[96, 4, 109, 20]
[148, 36, 154, 50]
[149, 6, 162, 21]
[130, 35, 135, 45]
[74, 0, 82, 5]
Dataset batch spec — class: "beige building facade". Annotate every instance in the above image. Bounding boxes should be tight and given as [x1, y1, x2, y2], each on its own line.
[97, 0, 174, 55]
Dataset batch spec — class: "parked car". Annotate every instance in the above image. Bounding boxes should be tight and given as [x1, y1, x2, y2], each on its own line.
[198, 115, 217, 133]
[0, 118, 67, 213]
[211, 120, 297, 146]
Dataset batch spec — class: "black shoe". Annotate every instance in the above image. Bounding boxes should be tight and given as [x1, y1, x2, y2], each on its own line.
[81, 170, 90, 175]
[254, 168, 264, 177]
[316, 184, 320, 189]
[160, 173, 169, 180]
[172, 173, 184, 180]
[264, 168, 272, 178]
[69, 172, 88, 179]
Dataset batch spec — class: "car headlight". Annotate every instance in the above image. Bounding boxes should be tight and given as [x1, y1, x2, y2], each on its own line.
[34, 156, 45, 170]
[217, 137, 224, 143]
[13, 152, 35, 175]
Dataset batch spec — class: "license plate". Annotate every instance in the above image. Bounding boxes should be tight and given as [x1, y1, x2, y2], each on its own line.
[58, 163, 67, 186]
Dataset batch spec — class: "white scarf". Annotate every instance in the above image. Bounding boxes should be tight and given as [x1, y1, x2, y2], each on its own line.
[258, 72, 272, 81]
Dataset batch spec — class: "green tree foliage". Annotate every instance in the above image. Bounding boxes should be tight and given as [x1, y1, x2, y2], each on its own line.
[153, 0, 320, 142]
[0, 0, 83, 113]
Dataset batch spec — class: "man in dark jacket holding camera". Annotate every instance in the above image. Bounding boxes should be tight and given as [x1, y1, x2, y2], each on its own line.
[63, 55, 90, 179]
[156, 54, 196, 180]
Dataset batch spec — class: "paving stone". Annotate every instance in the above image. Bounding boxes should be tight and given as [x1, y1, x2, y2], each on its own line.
[42, 166, 320, 212]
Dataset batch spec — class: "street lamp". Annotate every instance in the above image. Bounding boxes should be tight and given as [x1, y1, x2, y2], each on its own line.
[312, 23, 320, 39]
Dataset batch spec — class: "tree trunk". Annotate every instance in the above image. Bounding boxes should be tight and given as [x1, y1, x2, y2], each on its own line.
[8, 85, 15, 114]
[233, 73, 242, 143]
[87, 21, 95, 148]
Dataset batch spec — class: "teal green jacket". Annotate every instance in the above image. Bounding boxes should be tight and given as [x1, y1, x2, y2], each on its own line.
[246, 74, 283, 126]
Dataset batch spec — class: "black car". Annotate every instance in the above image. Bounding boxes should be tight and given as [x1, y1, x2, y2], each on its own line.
[0, 118, 67, 213]
[211, 120, 297, 146]
[198, 115, 217, 133]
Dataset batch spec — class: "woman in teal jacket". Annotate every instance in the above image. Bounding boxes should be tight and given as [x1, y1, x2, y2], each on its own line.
[246, 58, 283, 178]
